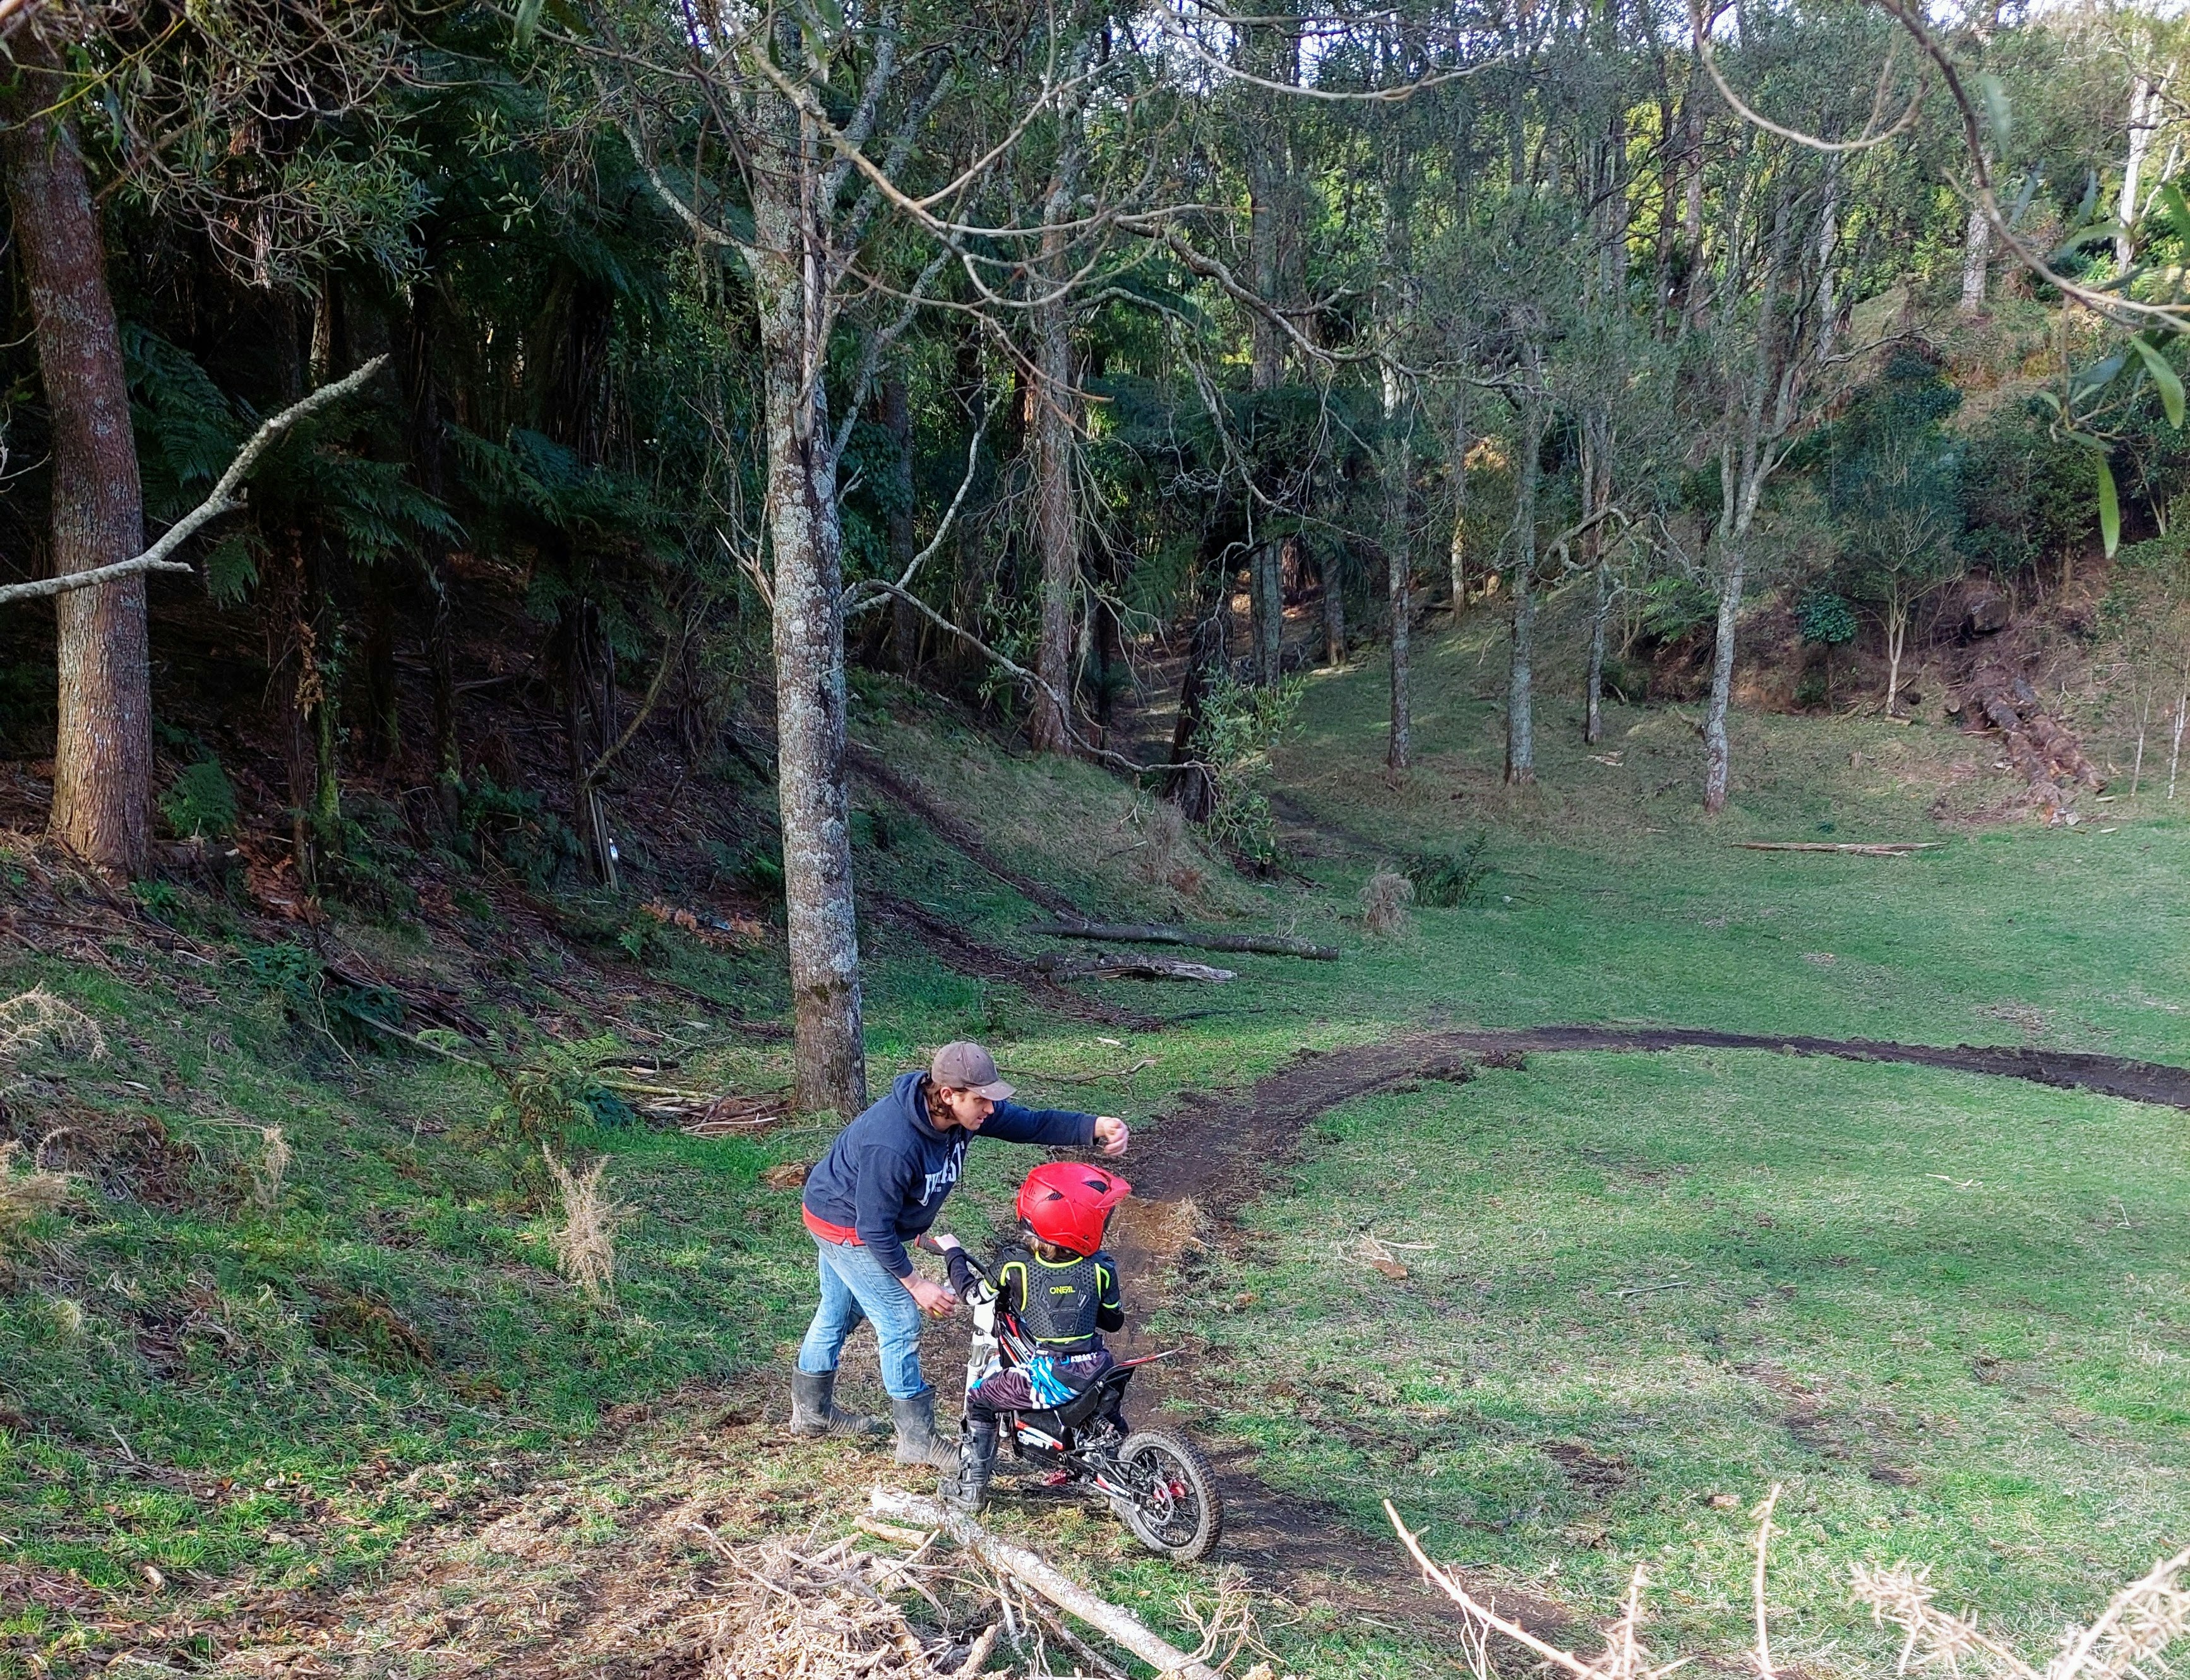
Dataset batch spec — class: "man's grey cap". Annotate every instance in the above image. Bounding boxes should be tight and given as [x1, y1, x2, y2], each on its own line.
[931, 1040, 1014, 1101]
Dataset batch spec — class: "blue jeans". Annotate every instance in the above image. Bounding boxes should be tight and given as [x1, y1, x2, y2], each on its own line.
[797, 1237, 930, 1398]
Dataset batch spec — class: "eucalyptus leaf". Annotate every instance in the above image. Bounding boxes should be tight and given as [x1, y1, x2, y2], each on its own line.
[2127, 333, 2185, 428]
[513, 0, 544, 45]
[2098, 457, 2121, 557]
[1980, 74, 2012, 157]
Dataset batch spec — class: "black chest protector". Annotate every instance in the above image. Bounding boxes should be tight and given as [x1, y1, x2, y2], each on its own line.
[997, 1244, 1114, 1353]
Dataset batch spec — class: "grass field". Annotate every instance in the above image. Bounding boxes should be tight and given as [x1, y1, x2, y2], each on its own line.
[4, 612, 2189, 1675]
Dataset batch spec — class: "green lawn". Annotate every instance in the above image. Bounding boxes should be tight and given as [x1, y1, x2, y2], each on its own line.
[1180, 1049, 2190, 1667]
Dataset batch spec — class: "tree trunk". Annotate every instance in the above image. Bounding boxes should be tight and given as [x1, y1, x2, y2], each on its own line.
[1817, 155, 1843, 352]
[755, 246, 866, 1112]
[2119, 74, 2157, 270]
[1, 32, 152, 876]
[1251, 543, 1283, 686]
[2168, 680, 2186, 799]
[1165, 587, 1227, 823]
[1029, 107, 1086, 753]
[881, 368, 921, 676]
[1959, 199, 1991, 316]
[1702, 545, 1745, 813]
[739, 61, 866, 1114]
[1884, 601, 1907, 716]
[1447, 388, 1469, 616]
[1320, 545, 1345, 665]
[1383, 374, 1411, 773]
[1505, 391, 1543, 785]
[1586, 560, 1611, 746]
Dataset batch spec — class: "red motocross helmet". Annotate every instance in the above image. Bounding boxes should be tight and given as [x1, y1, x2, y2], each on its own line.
[1017, 1162, 1132, 1256]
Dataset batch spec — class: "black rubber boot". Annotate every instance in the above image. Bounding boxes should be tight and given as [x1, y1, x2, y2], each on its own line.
[891, 1390, 960, 1469]
[939, 1417, 998, 1511]
[789, 1369, 880, 1438]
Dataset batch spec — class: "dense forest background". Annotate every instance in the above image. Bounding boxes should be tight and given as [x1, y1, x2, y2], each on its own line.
[4, 0, 2189, 1112]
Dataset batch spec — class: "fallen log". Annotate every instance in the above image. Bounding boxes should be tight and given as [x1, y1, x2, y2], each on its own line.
[1029, 953, 1236, 982]
[1027, 917, 1339, 962]
[870, 1487, 1222, 1680]
[1733, 842, 1942, 857]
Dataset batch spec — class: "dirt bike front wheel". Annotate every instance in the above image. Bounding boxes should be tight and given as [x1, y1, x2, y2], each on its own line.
[1116, 1429, 1223, 1561]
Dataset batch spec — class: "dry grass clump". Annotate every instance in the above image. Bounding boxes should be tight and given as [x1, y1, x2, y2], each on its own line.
[543, 1146, 621, 1302]
[1358, 869, 1415, 938]
[0, 988, 106, 1085]
[253, 1126, 292, 1212]
[1135, 798, 1208, 897]
[0, 1140, 73, 1248]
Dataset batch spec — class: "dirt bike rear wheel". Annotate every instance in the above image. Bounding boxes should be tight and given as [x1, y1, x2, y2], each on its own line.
[1116, 1429, 1222, 1561]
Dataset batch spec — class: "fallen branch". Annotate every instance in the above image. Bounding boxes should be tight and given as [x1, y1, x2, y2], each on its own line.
[870, 1487, 1223, 1680]
[0, 356, 389, 609]
[1732, 842, 1942, 857]
[1029, 954, 1236, 983]
[1027, 918, 1340, 962]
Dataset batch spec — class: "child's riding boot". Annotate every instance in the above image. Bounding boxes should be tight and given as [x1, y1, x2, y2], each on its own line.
[940, 1418, 998, 1511]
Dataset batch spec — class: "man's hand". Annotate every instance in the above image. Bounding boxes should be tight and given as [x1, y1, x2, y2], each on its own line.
[906, 1273, 957, 1318]
[930, 1232, 962, 1253]
[1093, 1116, 1130, 1157]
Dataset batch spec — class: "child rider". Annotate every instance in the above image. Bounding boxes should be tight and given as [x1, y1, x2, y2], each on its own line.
[930, 1161, 1132, 1511]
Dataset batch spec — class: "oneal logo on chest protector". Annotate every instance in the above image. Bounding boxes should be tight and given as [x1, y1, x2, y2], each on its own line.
[921, 1140, 967, 1204]
[1050, 1285, 1076, 1295]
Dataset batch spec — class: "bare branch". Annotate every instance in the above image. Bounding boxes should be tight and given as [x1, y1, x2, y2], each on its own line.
[844, 420, 986, 616]
[0, 354, 388, 609]
[1690, 1, 1925, 154]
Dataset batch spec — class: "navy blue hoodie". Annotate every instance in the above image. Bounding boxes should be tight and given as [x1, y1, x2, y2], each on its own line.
[801, 1071, 1098, 1279]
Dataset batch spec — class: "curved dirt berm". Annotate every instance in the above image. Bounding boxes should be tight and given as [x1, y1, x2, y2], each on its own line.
[1127, 1027, 2190, 1221]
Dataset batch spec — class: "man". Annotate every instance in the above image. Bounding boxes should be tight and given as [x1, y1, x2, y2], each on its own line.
[791, 1040, 1131, 1467]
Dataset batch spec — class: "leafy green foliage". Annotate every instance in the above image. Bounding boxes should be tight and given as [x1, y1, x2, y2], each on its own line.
[1795, 588, 1858, 648]
[158, 759, 239, 841]
[1194, 675, 1304, 866]
[1404, 831, 1493, 907]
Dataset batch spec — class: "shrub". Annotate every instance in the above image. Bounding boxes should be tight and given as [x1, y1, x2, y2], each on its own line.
[1795, 588, 1858, 648]
[1405, 831, 1492, 908]
[1195, 675, 1304, 867]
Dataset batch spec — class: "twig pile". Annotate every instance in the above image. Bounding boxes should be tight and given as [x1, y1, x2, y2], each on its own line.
[670, 1092, 793, 1137]
[695, 1533, 991, 1680]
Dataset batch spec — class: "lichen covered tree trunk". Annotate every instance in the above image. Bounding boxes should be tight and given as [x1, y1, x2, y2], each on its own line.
[1586, 561, 1612, 746]
[751, 110, 865, 1116]
[1702, 544, 1745, 813]
[3, 33, 152, 876]
[1383, 391, 1412, 773]
[1505, 390, 1543, 785]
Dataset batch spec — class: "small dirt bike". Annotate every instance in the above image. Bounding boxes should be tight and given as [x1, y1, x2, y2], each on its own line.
[951, 1249, 1223, 1561]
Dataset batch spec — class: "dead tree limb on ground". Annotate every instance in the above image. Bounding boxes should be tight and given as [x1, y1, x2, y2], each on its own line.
[870, 1487, 1223, 1680]
[1027, 919, 1340, 961]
